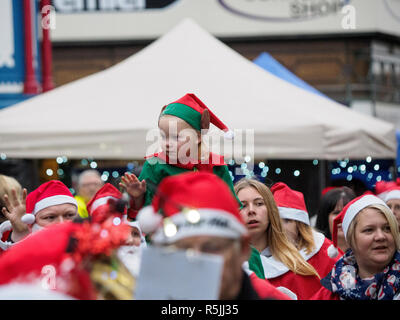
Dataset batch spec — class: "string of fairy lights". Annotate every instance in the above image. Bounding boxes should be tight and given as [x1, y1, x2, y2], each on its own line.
[0, 153, 398, 192]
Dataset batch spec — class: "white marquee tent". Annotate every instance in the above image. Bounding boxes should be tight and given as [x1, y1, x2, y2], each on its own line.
[0, 19, 396, 160]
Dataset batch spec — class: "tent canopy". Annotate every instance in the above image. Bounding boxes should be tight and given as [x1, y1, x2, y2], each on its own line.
[0, 19, 396, 160]
[253, 52, 328, 99]
[254, 51, 399, 165]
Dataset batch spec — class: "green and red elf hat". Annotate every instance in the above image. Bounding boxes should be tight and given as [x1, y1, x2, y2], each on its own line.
[161, 93, 234, 139]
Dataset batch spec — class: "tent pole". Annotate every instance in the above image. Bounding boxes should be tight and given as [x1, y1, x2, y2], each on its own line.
[40, 0, 55, 92]
[319, 159, 327, 198]
[23, 0, 40, 94]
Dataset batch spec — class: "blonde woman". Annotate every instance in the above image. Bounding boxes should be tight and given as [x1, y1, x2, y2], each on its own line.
[235, 178, 322, 300]
[0, 174, 22, 224]
[271, 182, 342, 280]
[312, 194, 400, 300]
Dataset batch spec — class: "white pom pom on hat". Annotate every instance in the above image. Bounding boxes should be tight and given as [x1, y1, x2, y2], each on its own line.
[136, 205, 163, 235]
[21, 214, 35, 225]
[327, 244, 339, 258]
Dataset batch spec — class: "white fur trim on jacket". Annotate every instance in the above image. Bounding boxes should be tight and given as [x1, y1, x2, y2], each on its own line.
[0, 220, 13, 251]
[258, 248, 291, 279]
[241, 264, 298, 300]
[298, 230, 325, 261]
[256, 231, 325, 279]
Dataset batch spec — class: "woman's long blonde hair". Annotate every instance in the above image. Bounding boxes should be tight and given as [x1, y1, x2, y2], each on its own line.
[0, 174, 22, 223]
[297, 221, 316, 255]
[234, 178, 320, 278]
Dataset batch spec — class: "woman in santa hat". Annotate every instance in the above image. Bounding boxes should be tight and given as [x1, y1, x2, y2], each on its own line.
[0, 180, 78, 251]
[311, 194, 400, 300]
[270, 182, 343, 281]
[234, 178, 323, 300]
[0, 174, 23, 224]
[315, 186, 356, 253]
[384, 188, 400, 230]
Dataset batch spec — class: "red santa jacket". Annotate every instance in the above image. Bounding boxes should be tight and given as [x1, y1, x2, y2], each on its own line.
[269, 231, 342, 299]
[310, 286, 340, 300]
[0, 230, 11, 254]
[300, 231, 343, 279]
[248, 272, 292, 300]
[267, 265, 322, 300]
[245, 231, 343, 300]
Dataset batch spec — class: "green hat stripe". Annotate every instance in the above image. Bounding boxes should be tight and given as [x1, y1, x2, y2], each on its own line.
[161, 103, 202, 131]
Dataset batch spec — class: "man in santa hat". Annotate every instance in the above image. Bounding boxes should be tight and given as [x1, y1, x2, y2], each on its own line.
[384, 188, 400, 230]
[0, 205, 134, 299]
[136, 171, 291, 300]
[0, 180, 78, 251]
[86, 182, 147, 278]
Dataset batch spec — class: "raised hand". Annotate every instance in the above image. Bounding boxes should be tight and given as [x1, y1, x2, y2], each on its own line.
[119, 173, 146, 200]
[2, 188, 30, 240]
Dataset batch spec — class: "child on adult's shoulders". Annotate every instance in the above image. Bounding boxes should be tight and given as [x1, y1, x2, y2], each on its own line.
[119, 93, 240, 217]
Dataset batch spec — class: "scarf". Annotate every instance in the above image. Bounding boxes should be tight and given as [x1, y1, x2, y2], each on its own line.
[321, 249, 400, 300]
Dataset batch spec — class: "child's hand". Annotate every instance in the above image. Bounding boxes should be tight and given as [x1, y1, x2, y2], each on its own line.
[119, 173, 146, 200]
[2, 188, 30, 240]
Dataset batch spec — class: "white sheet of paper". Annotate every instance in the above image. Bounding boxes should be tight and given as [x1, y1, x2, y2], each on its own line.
[135, 245, 223, 300]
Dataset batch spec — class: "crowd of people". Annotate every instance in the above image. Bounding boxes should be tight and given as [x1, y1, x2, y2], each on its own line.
[0, 93, 400, 300]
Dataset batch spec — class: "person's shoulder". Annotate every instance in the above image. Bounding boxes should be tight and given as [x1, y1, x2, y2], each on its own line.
[248, 273, 293, 300]
[310, 286, 339, 300]
[74, 195, 86, 205]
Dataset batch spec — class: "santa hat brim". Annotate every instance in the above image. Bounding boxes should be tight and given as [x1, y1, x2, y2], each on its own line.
[33, 195, 78, 215]
[278, 207, 310, 226]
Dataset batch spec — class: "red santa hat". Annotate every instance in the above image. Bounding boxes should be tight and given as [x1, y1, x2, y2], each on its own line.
[270, 182, 310, 226]
[86, 184, 147, 246]
[25, 180, 77, 221]
[0, 218, 131, 299]
[375, 179, 400, 200]
[328, 194, 389, 258]
[0, 222, 93, 299]
[363, 190, 375, 196]
[0, 180, 78, 249]
[321, 186, 339, 196]
[86, 183, 127, 223]
[384, 188, 400, 203]
[161, 93, 234, 139]
[136, 171, 247, 244]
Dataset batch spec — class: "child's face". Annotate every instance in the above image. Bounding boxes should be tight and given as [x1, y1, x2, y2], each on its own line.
[126, 227, 142, 247]
[158, 115, 200, 161]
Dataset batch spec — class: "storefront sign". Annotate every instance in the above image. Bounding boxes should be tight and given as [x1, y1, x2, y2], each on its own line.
[53, 0, 179, 12]
[218, 0, 350, 22]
